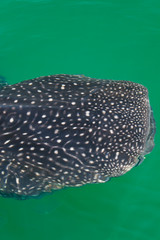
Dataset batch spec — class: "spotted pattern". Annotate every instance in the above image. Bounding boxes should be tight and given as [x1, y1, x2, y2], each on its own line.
[0, 74, 155, 199]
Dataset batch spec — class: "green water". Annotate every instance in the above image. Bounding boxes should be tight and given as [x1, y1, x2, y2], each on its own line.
[0, 0, 160, 239]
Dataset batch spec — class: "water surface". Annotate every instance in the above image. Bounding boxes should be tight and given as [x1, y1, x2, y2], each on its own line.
[0, 0, 159, 239]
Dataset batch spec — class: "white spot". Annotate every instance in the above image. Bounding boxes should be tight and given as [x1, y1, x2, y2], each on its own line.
[78, 131, 84, 136]
[9, 117, 14, 123]
[70, 147, 75, 151]
[82, 153, 86, 157]
[61, 158, 67, 163]
[85, 111, 90, 116]
[45, 136, 50, 139]
[65, 134, 70, 138]
[35, 172, 40, 176]
[110, 129, 114, 134]
[22, 133, 27, 135]
[71, 102, 76, 105]
[115, 152, 119, 160]
[98, 137, 102, 142]
[61, 84, 65, 90]
[54, 129, 59, 134]
[16, 178, 20, 184]
[19, 148, 24, 151]
[4, 140, 10, 144]
[114, 115, 119, 119]
[27, 111, 31, 116]
[84, 168, 90, 172]
[8, 144, 14, 148]
[89, 160, 94, 164]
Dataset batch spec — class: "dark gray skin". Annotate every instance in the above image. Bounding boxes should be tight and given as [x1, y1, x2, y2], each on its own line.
[0, 75, 156, 199]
